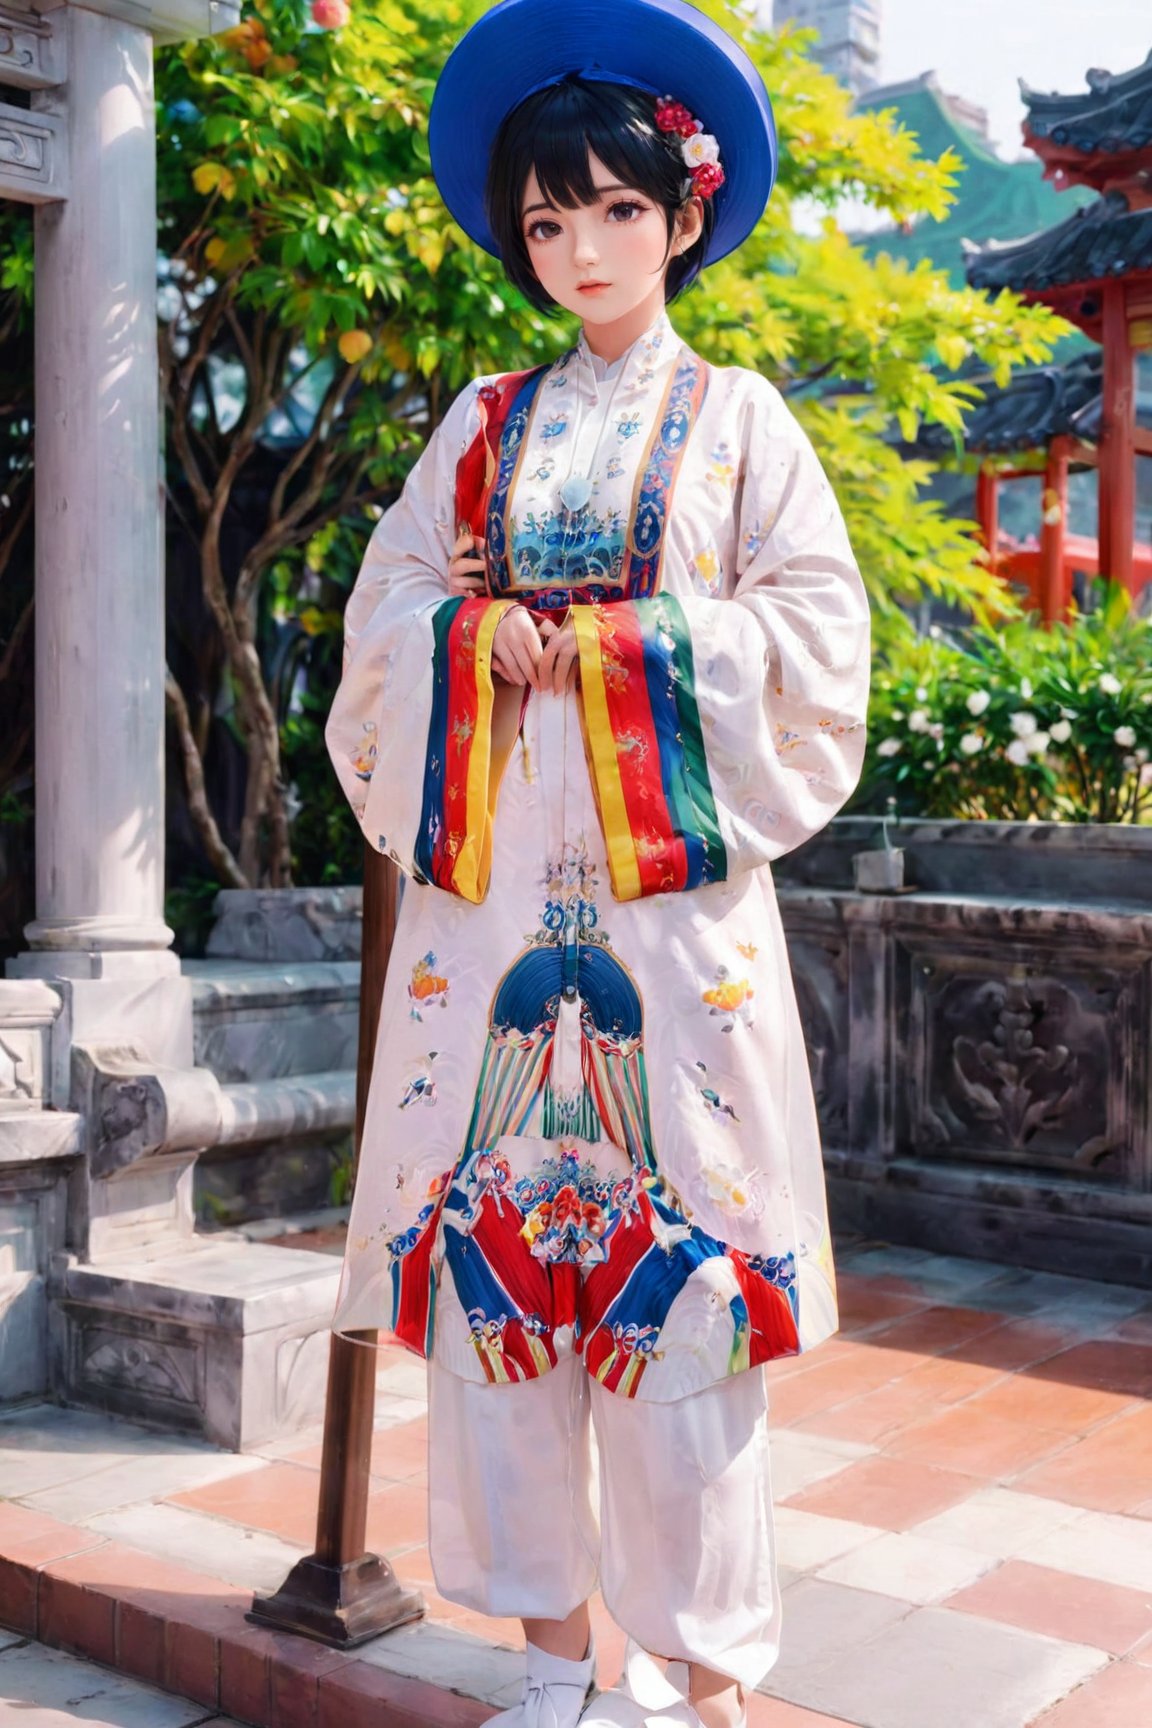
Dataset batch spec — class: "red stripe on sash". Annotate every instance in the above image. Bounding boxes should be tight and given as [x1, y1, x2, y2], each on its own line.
[594, 606, 687, 896]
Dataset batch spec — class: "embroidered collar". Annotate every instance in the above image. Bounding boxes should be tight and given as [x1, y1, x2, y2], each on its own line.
[569, 309, 681, 396]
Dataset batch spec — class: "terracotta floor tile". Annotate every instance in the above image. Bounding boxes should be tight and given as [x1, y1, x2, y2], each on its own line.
[288, 1410, 431, 1479]
[882, 1405, 1073, 1479]
[833, 1275, 929, 1334]
[768, 1348, 922, 1426]
[1109, 1308, 1152, 1346]
[781, 1454, 976, 1531]
[965, 1372, 1137, 1436]
[365, 1480, 431, 1555]
[793, 1381, 941, 1447]
[944, 1319, 1083, 1374]
[946, 1558, 1152, 1656]
[1026, 1341, 1152, 1399]
[170, 1460, 321, 1546]
[1030, 1658, 1152, 1726]
[1013, 1405, 1152, 1513]
[789, 1349, 999, 1446]
[864, 1305, 1007, 1357]
[369, 1417, 429, 1481]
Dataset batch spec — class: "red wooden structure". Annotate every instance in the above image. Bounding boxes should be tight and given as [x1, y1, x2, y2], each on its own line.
[964, 52, 1152, 620]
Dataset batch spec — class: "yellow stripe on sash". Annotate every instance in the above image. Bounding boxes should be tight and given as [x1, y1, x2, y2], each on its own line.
[452, 600, 514, 905]
[571, 608, 641, 902]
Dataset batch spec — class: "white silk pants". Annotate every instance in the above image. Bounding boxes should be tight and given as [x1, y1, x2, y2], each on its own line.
[427, 1356, 782, 1690]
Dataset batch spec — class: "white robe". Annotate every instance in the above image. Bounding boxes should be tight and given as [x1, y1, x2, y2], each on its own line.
[325, 307, 870, 1402]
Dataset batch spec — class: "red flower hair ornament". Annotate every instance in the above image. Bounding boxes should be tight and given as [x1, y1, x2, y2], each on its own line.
[655, 94, 726, 198]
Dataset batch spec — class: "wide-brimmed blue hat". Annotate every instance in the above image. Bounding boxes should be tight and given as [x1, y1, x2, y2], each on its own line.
[429, 0, 777, 267]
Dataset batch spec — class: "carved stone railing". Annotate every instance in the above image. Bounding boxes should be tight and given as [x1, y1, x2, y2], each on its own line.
[775, 818, 1152, 1287]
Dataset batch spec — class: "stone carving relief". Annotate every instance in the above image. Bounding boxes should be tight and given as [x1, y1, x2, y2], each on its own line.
[80, 1325, 200, 1410]
[906, 954, 1124, 1177]
[788, 934, 849, 1143]
[0, 1031, 39, 1105]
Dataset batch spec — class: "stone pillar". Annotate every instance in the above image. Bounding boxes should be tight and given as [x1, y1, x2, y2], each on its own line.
[21, 2, 171, 976]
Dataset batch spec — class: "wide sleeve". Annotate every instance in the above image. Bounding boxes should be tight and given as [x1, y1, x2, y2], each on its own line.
[325, 379, 517, 902]
[571, 375, 870, 900]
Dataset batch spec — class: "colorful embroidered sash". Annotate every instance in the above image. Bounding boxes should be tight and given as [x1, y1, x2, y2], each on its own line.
[572, 594, 728, 901]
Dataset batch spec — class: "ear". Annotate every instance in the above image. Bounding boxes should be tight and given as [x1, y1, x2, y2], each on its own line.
[674, 194, 705, 255]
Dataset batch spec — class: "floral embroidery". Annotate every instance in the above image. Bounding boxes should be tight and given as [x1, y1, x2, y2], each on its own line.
[742, 520, 767, 560]
[351, 721, 377, 782]
[516, 1145, 640, 1267]
[691, 546, 722, 596]
[616, 413, 642, 441]
[541, 415, 569, 441]
[605, 455, 625, 480]
[408, 951, 450, 1021]
[701, 964, 755, 1032]
[775, 723, 806, 754]
[706, 441, 737, 489]
[703, 1160, 762, 1216]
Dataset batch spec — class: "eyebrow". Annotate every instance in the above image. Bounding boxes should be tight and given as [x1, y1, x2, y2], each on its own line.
[522, 182, 636, 218]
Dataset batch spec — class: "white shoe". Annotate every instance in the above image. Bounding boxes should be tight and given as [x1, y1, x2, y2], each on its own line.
[488, 1633, 598, 1728]
[577, 1642, 746, 1728]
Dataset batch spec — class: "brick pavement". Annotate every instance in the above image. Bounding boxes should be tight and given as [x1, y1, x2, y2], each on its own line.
[2, 1240, 1152, 1726]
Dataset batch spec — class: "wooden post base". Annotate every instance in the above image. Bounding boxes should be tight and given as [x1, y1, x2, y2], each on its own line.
[249, 1551, 424, 1649]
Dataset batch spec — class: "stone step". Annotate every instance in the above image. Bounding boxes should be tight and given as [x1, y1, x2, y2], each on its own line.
[49, 1237, 341, 1450]
[195, 1071, 356, 1231]
[186, 959, 359, 1086]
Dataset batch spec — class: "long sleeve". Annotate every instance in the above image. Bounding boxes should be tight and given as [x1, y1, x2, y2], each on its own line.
[571, 375, 870, 899]
[325, 379, 517, 901]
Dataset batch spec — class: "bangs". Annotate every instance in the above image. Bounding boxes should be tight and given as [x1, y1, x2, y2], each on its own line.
[485, 76, 715, 313]
[526, 92, 675, 214]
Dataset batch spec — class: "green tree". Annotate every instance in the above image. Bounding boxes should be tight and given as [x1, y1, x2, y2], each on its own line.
[0, 0, 1065, 905]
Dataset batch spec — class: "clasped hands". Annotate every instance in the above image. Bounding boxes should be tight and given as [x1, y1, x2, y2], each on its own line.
[448, 528, 579, 695]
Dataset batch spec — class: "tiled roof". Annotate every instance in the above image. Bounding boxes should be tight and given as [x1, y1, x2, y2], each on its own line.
[917, 353, 1102, 454]
[964, 189, 1152, 293]
[1022, 51, 1152, 156]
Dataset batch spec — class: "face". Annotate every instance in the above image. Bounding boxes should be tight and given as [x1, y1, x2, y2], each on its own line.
[519, 150, 702, 335]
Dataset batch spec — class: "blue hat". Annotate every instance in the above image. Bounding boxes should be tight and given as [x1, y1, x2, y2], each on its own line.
[429, 0, 777, 268]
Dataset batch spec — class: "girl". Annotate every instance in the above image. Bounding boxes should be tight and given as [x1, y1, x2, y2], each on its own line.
[325, 2, 870, 1723]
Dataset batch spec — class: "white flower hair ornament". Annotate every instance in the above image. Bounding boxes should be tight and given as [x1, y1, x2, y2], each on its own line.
[654, 95, 726, 198]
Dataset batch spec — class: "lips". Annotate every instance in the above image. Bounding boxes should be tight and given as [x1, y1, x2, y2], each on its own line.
[576, 281, 609, 291]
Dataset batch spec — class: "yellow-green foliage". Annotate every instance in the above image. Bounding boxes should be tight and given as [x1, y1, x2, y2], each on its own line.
[160, 0, 1065, 628]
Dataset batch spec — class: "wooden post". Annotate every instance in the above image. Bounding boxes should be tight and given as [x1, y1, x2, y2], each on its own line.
[249, 846, 424, 1647]
[1100, 283, 1136, 591]
[1039, 439, 1070, 623]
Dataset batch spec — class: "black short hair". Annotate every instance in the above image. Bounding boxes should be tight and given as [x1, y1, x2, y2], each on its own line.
[484, 76, 716, 314]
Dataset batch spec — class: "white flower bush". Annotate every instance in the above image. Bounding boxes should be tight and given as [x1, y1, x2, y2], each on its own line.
[864, 586, 1152, 824]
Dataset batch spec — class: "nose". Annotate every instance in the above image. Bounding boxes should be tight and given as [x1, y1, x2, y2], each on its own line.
[570, 215, 600, 269]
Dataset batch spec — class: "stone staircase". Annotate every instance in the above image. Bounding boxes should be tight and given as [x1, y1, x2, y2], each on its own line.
[2, 890, 365, 1452]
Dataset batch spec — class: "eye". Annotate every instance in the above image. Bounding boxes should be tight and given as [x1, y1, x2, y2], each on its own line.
[525, 216, 562, 242]
[607, 200, 645, 222]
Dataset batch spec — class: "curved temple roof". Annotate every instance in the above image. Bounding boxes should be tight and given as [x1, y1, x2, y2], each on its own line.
[917, 353, 1103, 455]
[1022, 50, 1152, 159]
[964, 189, 1152, 295]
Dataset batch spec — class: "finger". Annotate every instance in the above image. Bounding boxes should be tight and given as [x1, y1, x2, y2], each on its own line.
[492, 648, 524, 685]
[519, 632, 546, 690]
[553, 644, 576, 697]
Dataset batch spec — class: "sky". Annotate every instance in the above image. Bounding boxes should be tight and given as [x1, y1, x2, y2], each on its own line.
[872, 0, 1151, 160]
